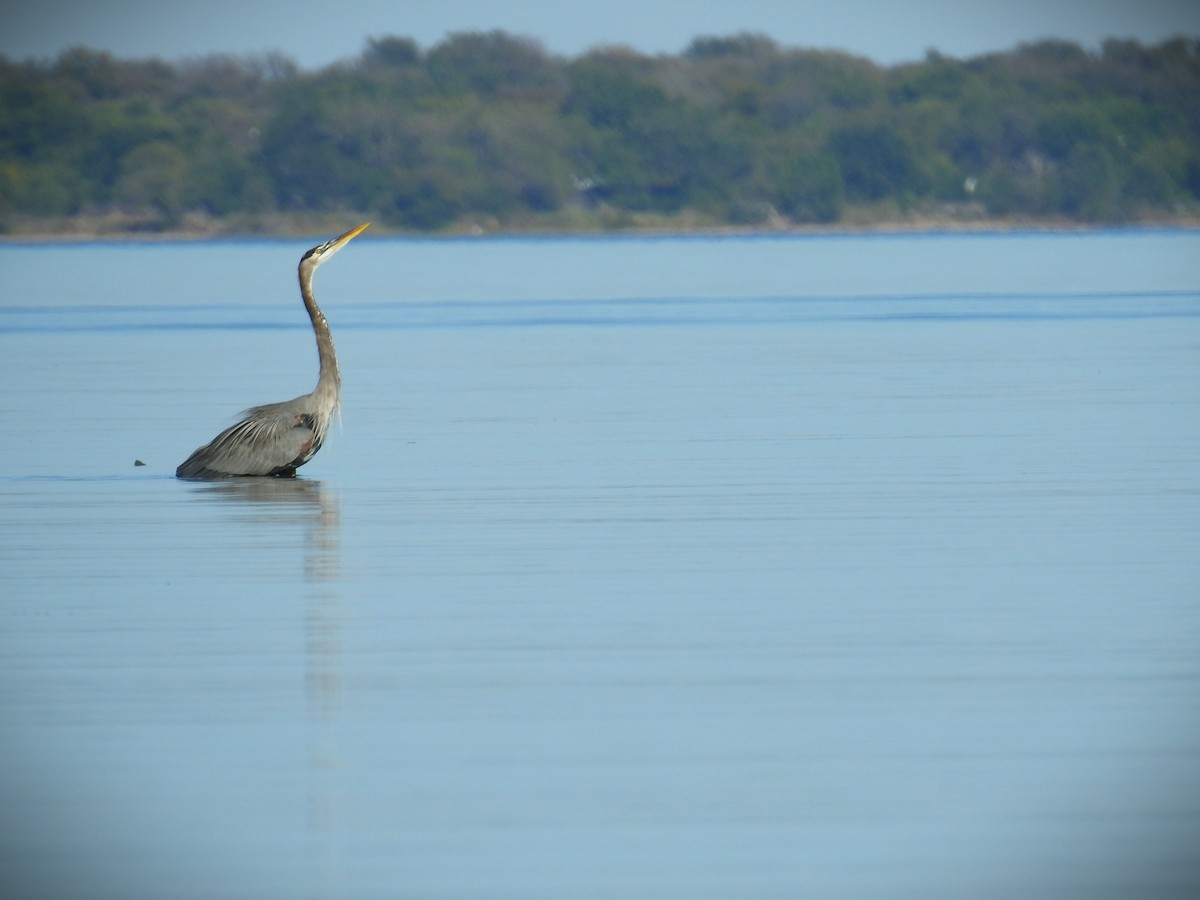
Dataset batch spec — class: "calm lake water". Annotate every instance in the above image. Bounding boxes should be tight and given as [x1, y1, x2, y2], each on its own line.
[2, 231, 1199, 898]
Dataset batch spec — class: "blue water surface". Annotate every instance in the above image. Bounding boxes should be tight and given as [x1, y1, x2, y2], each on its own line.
[2, 231, 1199, 898]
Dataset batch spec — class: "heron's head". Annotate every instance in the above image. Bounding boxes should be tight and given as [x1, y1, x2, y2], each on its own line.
[300, 222, 370, 272]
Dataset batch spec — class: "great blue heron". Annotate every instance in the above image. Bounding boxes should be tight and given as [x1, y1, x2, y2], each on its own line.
[176, 223, 369, 479]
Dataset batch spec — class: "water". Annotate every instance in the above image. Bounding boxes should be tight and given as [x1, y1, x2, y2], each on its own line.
[2, 231, 1199, 898]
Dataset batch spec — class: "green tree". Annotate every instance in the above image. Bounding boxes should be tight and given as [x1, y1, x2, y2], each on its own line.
[427, 31, 562, 101]
[1, 33, 1198, 231]
[363, 36, 421, 69]
[772, 149, 843, 222]
[1059, 142, 1122, 220]
[827, 122, 927, 200]
[112, 140, 188, 222]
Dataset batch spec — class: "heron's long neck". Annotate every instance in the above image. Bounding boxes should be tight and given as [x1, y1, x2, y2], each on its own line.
[300, 269, 341, 406]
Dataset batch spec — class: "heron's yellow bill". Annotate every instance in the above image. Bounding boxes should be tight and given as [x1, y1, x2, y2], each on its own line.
[335, 222, 370, 245]
[305, 222, 371, 267]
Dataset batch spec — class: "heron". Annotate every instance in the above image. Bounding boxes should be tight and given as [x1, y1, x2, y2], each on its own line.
[176, 223, 369, 479]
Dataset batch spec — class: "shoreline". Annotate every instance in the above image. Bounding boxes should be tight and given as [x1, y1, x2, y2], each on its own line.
[4, 218, 1200, 244]
[3, 205, 1200, 243]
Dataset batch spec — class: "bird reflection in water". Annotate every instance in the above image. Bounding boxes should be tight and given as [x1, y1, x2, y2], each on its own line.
[190, 477, 345, 884]
[191, 478, 342, 711]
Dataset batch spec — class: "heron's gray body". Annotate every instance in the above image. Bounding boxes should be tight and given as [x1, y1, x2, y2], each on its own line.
[175, 395, 329, 479]
[176, 223, 367, 479]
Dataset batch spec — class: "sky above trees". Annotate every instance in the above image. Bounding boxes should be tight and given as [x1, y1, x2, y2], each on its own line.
[4, 0, 1200, 68]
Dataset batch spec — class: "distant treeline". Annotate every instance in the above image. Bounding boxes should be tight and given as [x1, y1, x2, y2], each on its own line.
[2, 33, 1199, 234]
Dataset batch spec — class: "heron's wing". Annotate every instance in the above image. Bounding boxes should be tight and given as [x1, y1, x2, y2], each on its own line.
[177, 400, 319, 477]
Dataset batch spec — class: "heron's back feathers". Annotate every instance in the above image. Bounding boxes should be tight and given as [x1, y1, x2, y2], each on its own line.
[175, 397, 328, 478]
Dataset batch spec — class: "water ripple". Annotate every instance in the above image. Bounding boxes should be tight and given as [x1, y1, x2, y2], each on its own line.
[3, 290, 1198, 333]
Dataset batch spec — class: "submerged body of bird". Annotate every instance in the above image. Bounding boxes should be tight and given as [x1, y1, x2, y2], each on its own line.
[176, 223, 369, 479]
